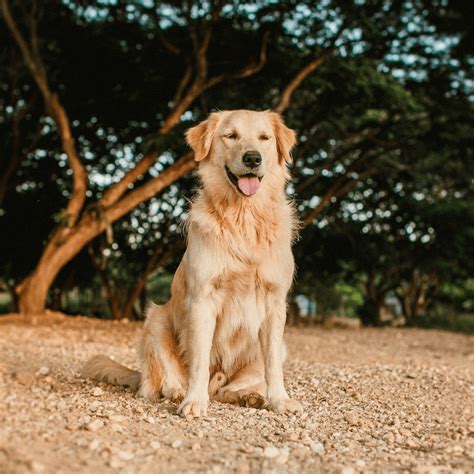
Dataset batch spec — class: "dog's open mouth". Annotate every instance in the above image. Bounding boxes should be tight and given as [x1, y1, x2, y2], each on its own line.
[225, 166, 263, 196]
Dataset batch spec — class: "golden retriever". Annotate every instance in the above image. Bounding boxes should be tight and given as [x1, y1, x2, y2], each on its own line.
[83, 109, 302, 417]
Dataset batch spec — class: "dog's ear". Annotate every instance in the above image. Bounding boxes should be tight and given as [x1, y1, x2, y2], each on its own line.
[186, 113, 220, 162]
[269, 112, 297, 164]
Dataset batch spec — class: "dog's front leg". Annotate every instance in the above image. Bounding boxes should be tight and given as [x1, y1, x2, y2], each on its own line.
[261, 294, 302, 414]
[177, 299, 216, 418]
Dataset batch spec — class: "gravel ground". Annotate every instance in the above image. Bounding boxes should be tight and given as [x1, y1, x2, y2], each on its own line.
[0, 312, 473, 474]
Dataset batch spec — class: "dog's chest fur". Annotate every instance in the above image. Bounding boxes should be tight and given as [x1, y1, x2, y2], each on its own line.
[189, 196, 295, 376]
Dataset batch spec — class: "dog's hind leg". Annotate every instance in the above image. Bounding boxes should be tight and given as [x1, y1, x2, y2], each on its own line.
[213, 360, 267, 409]
[138, 304, 187, 402]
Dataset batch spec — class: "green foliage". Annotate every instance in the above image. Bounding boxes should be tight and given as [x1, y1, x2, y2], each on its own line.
[147, 272, 174, 305]
[408, 311, 474, 334]
[0, 292, 11, 313]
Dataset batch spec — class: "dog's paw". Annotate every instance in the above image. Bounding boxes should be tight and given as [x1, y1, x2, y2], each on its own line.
[237, 390, 267, 409]
[177, 399, 208, 418]
[268, 398, 303, 414]
[162, 385, 185, 403]
[137, 382, 160, 400]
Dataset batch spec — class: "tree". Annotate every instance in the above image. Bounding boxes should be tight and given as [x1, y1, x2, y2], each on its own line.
[1, 0, 471, 320]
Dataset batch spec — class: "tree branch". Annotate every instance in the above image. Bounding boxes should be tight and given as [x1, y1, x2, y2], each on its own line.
[206, 31, 271, 88]
[99, 151, 158, 208]
[301, 168, 377, 228]
[1, 0, 87, 226]
[157, 27, 181, 55]
[295, 135, 374, 196]
[105, 152, 195, 223]
[274, 49, 334, 114]
[122, 225, 185, 320]
[172, 60, 193, 106]
[299, 144, 391, 226]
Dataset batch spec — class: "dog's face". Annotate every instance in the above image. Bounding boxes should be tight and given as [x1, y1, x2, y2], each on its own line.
[186, 110, 296, 197]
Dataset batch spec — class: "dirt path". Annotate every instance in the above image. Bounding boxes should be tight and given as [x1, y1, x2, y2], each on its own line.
[0, 312, 473, 473]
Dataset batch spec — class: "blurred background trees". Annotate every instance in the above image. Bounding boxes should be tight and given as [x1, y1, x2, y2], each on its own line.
[0, 0, 472, 331]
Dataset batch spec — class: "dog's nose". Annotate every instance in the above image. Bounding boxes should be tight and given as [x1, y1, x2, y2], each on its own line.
[242, 151, 262, 169]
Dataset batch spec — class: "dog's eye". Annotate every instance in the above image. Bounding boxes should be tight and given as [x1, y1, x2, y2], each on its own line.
[259, 134, 270, 141]
[225, 132, 238, 140]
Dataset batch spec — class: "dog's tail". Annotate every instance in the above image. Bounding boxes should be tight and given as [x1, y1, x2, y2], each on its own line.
[81, 355, 141, 390]
[82, 356, 228, 396]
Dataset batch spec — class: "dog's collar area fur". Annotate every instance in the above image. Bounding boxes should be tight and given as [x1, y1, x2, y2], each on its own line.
[225, 165, 263, 196]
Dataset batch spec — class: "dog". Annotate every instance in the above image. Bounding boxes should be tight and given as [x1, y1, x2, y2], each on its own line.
[83, 109, 302, 417]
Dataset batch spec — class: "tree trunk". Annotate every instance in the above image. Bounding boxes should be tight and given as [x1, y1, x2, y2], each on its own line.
[401, 271, 440, 325]
[121, 275, 148, 321]
[286, 296, 300, 327]
[140, 287, 147, 315]
[359, 270, 383, 326]
[359, 300, 383, 327]
[120, 239, 183, 320]
[17, 223, 97, 314]
[6, 282, 19, 312]
[17, 156, 195, 315]
[401, 291, 413, 323]
[103, 282, 122, 320]
[50, 287, 62, 311]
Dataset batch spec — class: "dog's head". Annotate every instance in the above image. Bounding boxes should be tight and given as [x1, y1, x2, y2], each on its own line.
[186, 110, 296, 197]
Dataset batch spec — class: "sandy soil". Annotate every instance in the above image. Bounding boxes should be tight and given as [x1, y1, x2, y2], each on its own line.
[0, 312, 473, 473]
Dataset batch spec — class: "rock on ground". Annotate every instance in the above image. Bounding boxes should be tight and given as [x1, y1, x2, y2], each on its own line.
[0, 312, 473, 473]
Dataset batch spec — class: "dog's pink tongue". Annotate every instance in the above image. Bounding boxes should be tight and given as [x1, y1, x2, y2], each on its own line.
[237, 176, 260, 196]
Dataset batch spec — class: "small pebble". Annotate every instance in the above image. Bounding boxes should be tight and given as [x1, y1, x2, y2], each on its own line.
[37, 367, 50, 376]
[264, 446, 280, 458]
[108, 414, 127, 422]
[89, 439, 100, 451]
[171, 439, 183, 448]
[345, 413, 359, 426]
[86, 419, 104, 432]
[311, 442, 325, 455]
[30, 461, 45, 473]
[340, 467, 356, 474]
[150, 441, 161, 450]
[108, 457, 123, 469]
[118, 450, 134, 461]
[88, 401, 99, 412]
